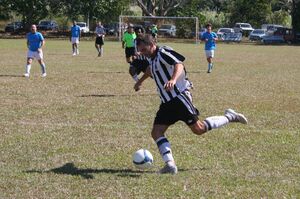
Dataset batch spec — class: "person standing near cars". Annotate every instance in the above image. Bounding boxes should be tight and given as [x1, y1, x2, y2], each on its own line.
[201, 23, 218, 73]
[24, 24, 47, 78]
[70, 21, 81, 56]
[95, 21, 105, 57]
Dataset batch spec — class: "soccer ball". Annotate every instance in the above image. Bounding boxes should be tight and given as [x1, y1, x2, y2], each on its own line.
[132, 149, 153, 169]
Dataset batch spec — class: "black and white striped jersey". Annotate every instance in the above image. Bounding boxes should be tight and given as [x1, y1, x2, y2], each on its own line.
[149, 46, 193, 103]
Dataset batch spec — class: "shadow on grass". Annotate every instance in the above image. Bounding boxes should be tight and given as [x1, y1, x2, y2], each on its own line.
[78, 93, 157, 98]
[25, 163, 196, 179]
[25, 162, 155, 179]
[0, 74, 24, 77]
[88, 71, 126, 74]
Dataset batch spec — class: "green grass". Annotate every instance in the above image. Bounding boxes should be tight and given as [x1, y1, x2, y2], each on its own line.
[0, 39, 299, 198]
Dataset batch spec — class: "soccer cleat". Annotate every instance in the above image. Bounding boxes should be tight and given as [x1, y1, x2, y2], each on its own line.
[24, 73, 30, 77]
[72, 52, 76, 56]
[159, 163, 178, 175]
[225, 109, 248, 124]
[41, 73, 47, 77]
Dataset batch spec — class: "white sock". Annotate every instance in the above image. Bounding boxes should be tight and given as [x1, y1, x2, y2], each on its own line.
[100, 48, 103, 55]
[156, 137, 174, 163]
[26, 64, 31, 74]
[40, 63, 46, 74]
[203, 116, 229, 131]
[132, 74, 139, 82]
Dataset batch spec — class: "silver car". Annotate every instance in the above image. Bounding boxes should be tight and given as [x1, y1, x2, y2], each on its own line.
[249, 29, 266, 41]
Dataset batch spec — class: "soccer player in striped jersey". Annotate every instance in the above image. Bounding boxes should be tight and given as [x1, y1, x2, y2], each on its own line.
[134, 35, 248, 174]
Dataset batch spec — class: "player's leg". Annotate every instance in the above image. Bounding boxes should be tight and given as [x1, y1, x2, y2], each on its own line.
[72, 43, 76, 55]
[99, 36, 104, 56]
[25, 56, 33, 77]
[75, 42, 79, 55]
[189, 109, 248, 135]
[37, 56, 46, 77]
[36, 49, 46, 77]
[151, 124, 177, 174]
[125, 48, 130, 63]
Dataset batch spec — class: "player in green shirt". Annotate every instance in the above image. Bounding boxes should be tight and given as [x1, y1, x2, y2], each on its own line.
[122, 24, 137, 63]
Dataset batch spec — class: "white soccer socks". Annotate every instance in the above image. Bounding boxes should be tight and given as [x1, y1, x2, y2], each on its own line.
[203, 116, 229, 131]
[155, 137, 174, 163]
[203, 109, 248, 131]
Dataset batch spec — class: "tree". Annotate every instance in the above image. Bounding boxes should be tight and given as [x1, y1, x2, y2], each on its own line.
[136, 0, 189, 16]
[8, 0, 51, 29]
[227, 0, 272, 28]
[292, 0, 300, 38]
[0, 0, 11, 20]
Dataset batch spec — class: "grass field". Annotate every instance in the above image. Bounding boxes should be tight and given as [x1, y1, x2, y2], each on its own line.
[0, 38, 299, 198]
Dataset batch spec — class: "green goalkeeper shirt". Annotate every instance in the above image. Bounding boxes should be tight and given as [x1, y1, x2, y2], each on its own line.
[123, 31, 136, 48]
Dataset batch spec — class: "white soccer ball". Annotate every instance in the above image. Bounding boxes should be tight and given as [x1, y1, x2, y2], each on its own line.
[132, 149, 153, 169]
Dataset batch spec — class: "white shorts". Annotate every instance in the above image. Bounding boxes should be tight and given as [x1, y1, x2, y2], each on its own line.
[205, 50, 214, 58]
[71, 37, 79, 44]
[27, 50, 43, 60]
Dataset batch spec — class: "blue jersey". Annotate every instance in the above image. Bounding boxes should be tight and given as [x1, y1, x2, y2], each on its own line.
[27, 32, 44, 51]
[202, 32, 217, 50]
[71, 25, 81, 37]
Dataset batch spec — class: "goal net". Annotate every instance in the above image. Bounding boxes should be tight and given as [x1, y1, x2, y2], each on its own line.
[119, 15, 199, 43]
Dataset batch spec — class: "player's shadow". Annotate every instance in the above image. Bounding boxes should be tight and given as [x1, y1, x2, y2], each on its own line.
[25, 162, 154, 179]
[78, 93, 156, 98]
[0, 74, 24, 78]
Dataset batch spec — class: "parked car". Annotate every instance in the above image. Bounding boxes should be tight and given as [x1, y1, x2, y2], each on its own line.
[262, 27, 294, 44]
[261, 24, 283, 33]
[261, 34, 285, 44]
[249, 29, 266, 41]
[77, 22, 89, 33]
[233, 23, 254, 36]
[223, 32, 242, 43]
[37, 20, 58, 31]
[104, 23, 119, 36]
[158, 24, 176, 37]
[5, 21, 24, 32]
[217, 28, 234, 40]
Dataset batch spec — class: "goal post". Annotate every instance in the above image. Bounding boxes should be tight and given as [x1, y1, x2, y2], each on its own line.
[119, 15, 199, 44]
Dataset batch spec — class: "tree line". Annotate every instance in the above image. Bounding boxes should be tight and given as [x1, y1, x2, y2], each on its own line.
[0, 0, 299, 33]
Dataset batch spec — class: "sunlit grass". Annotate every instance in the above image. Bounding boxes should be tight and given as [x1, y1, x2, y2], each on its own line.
[0, 39, 299, 198]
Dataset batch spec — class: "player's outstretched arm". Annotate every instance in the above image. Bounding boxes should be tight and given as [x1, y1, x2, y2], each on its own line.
[134, 66, 151, 91]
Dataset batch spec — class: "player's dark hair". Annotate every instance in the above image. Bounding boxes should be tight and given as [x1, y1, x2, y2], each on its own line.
[206, 23, 212, 28]
[136, 34, 155, 46]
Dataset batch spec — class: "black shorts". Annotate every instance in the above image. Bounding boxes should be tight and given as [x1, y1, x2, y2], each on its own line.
[130, 59, 149, 75]
[125, 47, 135, 58]
[154, 94, 199, 126]
[95, 36, 104, 45]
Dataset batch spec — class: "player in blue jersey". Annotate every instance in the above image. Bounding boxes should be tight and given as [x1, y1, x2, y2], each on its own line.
[201, 23, 218, 73]
[70, 21, 81, 56]
[24, 24, 46, 78]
